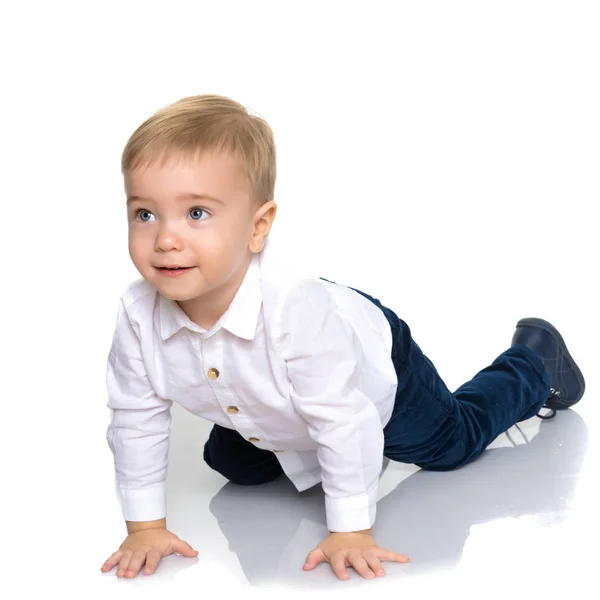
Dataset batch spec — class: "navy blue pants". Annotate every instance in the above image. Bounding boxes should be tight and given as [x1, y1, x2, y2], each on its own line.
[204, 281, 552, 483]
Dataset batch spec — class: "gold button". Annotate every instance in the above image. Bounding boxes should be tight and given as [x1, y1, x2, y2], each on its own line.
[226, 406, 239, 414]
[207, 368, 219, 379]
[248, 437, 260, 443]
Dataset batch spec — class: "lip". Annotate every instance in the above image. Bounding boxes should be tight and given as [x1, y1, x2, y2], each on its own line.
[158, 264, 191, 269]
[156, 266, 195, 277]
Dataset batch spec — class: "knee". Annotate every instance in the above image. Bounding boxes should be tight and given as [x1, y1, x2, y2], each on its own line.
[416, 447, 483, 472]
[417, 459, 466, 472]
[202, 441, 282, 485]
[203, 441, 239, 482]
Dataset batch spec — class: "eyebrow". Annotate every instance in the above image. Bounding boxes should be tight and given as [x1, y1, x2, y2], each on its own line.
[126, 193, 225, 206]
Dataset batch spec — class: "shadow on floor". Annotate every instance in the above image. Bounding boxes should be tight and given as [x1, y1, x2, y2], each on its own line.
[208, 409, 588, 588]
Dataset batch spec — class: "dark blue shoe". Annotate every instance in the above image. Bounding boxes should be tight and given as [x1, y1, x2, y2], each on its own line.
[512, 318, 585, 419]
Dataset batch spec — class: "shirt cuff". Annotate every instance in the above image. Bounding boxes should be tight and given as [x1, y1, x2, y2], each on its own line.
[325, 486, 378, 532]
[118, 485, 167, 522]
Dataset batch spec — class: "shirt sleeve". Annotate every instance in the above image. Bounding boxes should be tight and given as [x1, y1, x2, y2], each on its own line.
[277, 278, 384, 533]
[105, 298, 173, 522]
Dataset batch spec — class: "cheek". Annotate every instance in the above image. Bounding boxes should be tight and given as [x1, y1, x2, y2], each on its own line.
[128, 233, 148, 259]
[189, 228, 227, 249]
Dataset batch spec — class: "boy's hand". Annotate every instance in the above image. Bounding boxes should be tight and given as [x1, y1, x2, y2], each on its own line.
[101, 528, 198, 578]
[303, 529, 409, 580]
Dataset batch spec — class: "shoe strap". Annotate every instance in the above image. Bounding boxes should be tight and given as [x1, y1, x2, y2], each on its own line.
[536, 388, 560, 420]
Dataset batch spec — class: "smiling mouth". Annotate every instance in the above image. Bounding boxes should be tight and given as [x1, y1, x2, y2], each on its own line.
[156, 266, 195, 274]
[157, 265, 193, 270]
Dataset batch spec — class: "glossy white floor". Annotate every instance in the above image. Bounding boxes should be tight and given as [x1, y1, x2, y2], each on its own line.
[5, 4, 598, 600]
[98, 394, 598, 599]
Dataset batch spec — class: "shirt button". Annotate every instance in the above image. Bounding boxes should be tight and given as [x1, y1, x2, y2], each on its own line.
[207, 368, 219, 379]
[248, 437, 260, 443]
[226, 406, 239, 414]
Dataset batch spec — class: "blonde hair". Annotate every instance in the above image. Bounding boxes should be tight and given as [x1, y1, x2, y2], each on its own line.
[121, 94, 276, 206]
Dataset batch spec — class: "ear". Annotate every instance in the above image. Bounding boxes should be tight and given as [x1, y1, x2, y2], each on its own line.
[250, 201, 277, 252]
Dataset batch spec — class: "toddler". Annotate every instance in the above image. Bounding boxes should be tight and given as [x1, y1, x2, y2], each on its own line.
[100, 95, 586, 582]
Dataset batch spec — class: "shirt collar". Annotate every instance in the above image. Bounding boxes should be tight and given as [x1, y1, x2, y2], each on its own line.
[159, 252, 262, 341]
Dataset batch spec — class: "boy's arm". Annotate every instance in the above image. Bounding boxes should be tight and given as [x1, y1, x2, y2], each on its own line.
[106, 298, 173, 525]
[278, 279, 384, 533]
[279, 279, 410, 580]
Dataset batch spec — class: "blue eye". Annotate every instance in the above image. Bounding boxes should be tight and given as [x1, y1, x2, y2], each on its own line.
[135, 207, 208, 222]
[189, 207, 207, 220]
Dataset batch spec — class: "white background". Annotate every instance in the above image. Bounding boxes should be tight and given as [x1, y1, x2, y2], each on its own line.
[1, 1, 598, 598]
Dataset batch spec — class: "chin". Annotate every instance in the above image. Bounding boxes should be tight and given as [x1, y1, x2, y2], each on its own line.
[157, 287, 196, 301]
[166, 284, 210, 303]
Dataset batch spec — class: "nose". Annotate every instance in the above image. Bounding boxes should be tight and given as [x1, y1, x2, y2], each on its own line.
[155, 224, 184, 252]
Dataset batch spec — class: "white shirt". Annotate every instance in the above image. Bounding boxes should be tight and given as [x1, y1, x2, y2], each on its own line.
[105, 237, 398, 532]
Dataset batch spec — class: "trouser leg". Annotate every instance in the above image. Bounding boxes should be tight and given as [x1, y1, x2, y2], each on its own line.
[338, 282, 551, 471]
[203, 424, 284, 484]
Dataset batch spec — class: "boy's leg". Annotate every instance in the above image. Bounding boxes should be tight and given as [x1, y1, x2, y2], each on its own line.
[336, 281, 583, 472]
[203, 424, 284, 484]
[382, 340, 550, 471]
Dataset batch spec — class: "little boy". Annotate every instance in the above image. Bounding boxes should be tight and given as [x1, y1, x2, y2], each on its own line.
[101, 94, 586, 582]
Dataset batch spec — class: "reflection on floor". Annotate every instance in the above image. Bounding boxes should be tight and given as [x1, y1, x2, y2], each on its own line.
[109, 400, 598, 594]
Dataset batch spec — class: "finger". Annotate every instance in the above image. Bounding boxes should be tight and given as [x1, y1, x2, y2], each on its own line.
[125, 550, 148, 578]
[375, 548, 410, 563]
[143, 550, 162, 575]
[330, 554, 351, 581]
[117, 551, 133, 578]
[365, 554, 386, 577]
[347, 553, 375, 579]
[101, 551, 123, 572]
[173, 539, 199, 557]
[303, 548, 325, 571]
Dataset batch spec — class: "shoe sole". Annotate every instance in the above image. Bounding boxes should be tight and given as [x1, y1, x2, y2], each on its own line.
[516, 317, 586, 408]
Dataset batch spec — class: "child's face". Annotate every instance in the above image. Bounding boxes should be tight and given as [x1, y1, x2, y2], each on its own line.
[124, 150, 273, 324]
